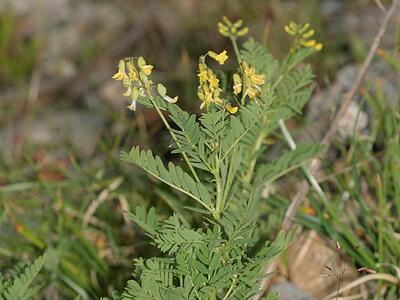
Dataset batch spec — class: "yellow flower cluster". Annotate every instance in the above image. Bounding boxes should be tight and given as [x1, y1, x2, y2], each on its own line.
[218, 16, 249, 38]
[197, 62, 223, 109]
[284, 22, 323, 52]
[234, 61, 265, 99]
[112, 57, 178, 111]
[197, 51, 238, 114]
[112, 56, 154, 111]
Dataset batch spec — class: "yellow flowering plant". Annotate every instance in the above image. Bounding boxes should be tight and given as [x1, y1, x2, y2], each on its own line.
[109, 17, 323, 300]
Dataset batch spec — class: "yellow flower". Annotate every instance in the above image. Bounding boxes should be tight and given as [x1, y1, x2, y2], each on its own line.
[251, 73, 265, 86]
[218, 16, 249, 38]
[241, 60, 265, 99]
[233, 83, 242, 95]
[137, 56, 153, 76]
[225, 103, 238, 114]
[215, 50, 228, 65]
[246, 87, 257, 99]
[163, 95, 178, 103]
[214, 97, 224, 106]
[198, 63, 208, 82]
[200, 92, 213, 109]
[301, 39, 316, 47]
[208, 72, 219, 89]
[140, 65, 153, 76]
[112, 71, 124, 81]
[123, 86, 132, 97]
[208, 50, 228, 65]
[285, 22, 323, 52]
[197, 55, 225, 110]
[126, 60, 138, 81]
[112, 59, 126, 81]
[129, 70, 137, 81]
[218, 22, 229, 36]
[233, 73, 242, 95]
[233, 19, 243, 28]
[237, 27, 249, 36]
[127, 101, 136, 111]
[314, 43, 323, 51]
[302, 29, 314, 39]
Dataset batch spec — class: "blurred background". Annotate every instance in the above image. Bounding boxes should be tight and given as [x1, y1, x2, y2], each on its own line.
[0, 0, 399, 299]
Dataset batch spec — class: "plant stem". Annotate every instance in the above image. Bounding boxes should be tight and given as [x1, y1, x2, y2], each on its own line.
[278, 119, 327, 201]
[214, 158, 223, 217]
[243, 118, 266, 183]
[229, 36, 241, 65]
[229, 36, 248, 106]
[221, 145, 237, 209]
[222, 276, 238, 300]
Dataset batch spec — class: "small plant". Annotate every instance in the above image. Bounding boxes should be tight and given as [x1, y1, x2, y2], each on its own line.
[111, 17, 322, 299]
[0, 254, 46, 300]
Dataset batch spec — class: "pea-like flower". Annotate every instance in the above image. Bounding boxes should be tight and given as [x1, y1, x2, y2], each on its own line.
[197, 64, 207, 82]
[208, 50, 228, 65]
[207, 70, 220, 89]
[241, 60, 265, 99]
[218, 16, 249, 38]
[233, 73, 242, 95]
[112, 60, 126, 81]
[157, 83, 178, 103]
[123, 86, 132, 97]
[140, 65, 153, 76]
[285, 22, 323, 52]
[126, 61, 138, 81]
[137, 56, 154, 76]
[225, 103, 238, 114]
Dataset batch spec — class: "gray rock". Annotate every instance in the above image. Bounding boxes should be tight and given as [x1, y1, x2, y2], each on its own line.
[304, 58, 399, 142]
[322, 0, 344, 18]
[0, 110, 105, 160]
[271, 281, 314, 300]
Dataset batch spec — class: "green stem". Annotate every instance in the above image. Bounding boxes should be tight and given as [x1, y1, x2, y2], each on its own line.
[229, 36, 247, 106]
[222, 276, 238, 300]
[278, 119, 327, 201]
[229, 36, 241, 65]
[221, 145, 237, 209]
[243, 118, 267, 183]
[214, 158, 223, 217]
[146, 92, 201, 183]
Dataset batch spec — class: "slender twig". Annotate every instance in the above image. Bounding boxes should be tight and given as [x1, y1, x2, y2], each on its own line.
[279, 119, 327, 201]
[253, 1, 400, 298]
[374, 0, 388, 12]
[83, 177, 124, 227]
[328, 294, 364, 300]
[322, 273, 400, 300]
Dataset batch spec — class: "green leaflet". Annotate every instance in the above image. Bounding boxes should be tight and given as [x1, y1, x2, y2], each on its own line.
[122, 147, 214, 211]
[2, 254, 46, 300]
[254, 143, 323, 189]
[154, 215, 205, 255]
[127, 206, 158, 237]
